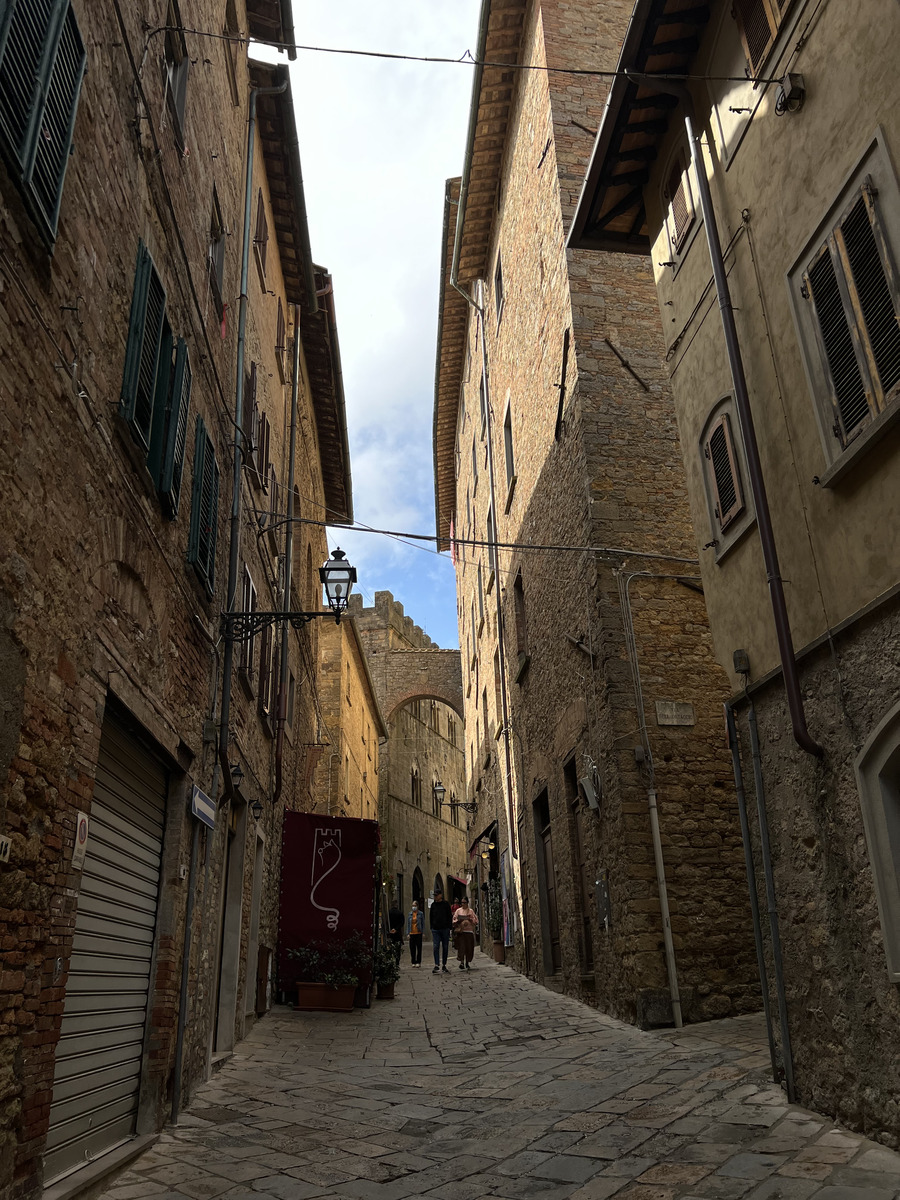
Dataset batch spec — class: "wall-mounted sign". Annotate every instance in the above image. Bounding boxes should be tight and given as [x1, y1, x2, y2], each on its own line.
[191, 785, 216, 829]
[71, 812, 89, 872]
[655, 700, 696, 726]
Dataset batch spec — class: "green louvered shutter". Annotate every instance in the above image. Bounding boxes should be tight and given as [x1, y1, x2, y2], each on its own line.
[121, 243, 167, 451]
[188, 418, 219, 596]
[0, 0, 86, 244]
[159, 339, 192, 518]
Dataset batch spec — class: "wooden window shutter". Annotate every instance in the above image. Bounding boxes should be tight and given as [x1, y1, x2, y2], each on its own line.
[243, 361, 259, 473]
[121, 242, 167, 450]
[188, 417, 219, 596]
[838, 185, 900, 407]
[666, 158, 694, 251]
[732, 0, 779, 74]
[159, 338, 192, 517]
[704, 414, 744, 529]
[258, 622, 272, 718]
[0, 0, 86, 243]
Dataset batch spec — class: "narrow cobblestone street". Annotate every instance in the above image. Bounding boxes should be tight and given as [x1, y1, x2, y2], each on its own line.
[100, 956, 900, 1200]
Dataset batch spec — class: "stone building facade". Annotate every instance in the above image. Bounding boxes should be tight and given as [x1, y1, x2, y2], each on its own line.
[0, 3, 351, 1196]
[312, 616, 386, 822]
[569, 0, 900, 1144]
[433, 0, 760, 1025]
[348, 593, 469, 914]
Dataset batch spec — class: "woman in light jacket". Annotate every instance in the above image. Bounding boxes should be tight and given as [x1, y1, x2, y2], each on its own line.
[406, 901, 425, 966]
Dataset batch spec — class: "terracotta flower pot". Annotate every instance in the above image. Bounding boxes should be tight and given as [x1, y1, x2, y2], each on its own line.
[376, 982, 396, 1000]
[294, 982, 356, 1012]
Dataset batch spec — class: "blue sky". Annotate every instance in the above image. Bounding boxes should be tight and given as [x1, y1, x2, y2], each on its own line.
[281, 1, 481, 647]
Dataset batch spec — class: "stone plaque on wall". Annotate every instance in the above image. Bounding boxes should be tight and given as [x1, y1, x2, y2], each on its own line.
[655, 700, 695, 726]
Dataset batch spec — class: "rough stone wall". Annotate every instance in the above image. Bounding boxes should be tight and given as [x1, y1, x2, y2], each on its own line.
[449, 0, 758, 1024]
[730, 600, 900, 1145]
[0, 3, 330, 1194]
[349, 593, 468, 913]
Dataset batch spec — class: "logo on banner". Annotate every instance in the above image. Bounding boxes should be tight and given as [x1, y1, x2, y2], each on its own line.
[310, 827, 342, 930]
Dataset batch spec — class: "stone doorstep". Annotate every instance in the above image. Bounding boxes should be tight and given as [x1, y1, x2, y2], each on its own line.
[42, 1134, 159, 1200]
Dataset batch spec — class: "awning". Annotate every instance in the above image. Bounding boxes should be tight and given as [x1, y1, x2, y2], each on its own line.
[468, 820, 498, 856]
[448, 874, 469, 887]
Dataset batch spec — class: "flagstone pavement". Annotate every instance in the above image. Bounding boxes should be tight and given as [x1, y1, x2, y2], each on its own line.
[97, 954, 900, 1200]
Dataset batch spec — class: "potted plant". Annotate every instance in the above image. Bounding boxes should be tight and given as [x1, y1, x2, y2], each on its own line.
[374, 942, 401, 999]
[287, 930, 371, 1012]
[487, 880, 505, 963]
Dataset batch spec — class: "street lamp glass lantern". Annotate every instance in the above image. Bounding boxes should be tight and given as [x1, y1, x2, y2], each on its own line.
[433, 781, 446, 806]
[319, 548, 357, 621]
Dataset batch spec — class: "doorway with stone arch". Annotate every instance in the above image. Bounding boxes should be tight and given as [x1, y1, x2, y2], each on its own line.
[412, 866, 424, 907]
[433, 873, 444, 898]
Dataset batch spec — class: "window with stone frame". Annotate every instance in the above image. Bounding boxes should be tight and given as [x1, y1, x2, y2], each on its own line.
[223, 0, 241, 106]
[704, 413, 744, 531]
[699, 399, 753, 560]
[802, 177, 900, 452]
[187, 416, 220, 597]
[239, 568, 257, 685]
[275, 298, 287, 382]
[121, 242, 192, 518]
[855, 700, 900, 981]
[209, 186, 226, 317]
[663, 152, 695, 257]
[257, 621, 276, 731]
[732, 0, 792, 76]
[164, 0, 189, 150]
[564, 758, 594, 973]
[0, 0, 86, 246]
[494, 250, 505, 326]
[253, 188, 268, 286]
[512, 569, 530, 681]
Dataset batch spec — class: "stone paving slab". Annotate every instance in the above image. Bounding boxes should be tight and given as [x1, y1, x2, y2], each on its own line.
[96, 955, 900, 1200]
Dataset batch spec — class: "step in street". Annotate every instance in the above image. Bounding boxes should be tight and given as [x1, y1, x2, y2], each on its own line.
[97, 956, 900, 1200]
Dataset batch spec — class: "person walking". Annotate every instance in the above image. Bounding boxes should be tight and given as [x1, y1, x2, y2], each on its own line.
[407, 901, 425, 966]
[388, 902, 404, 963]
[453, 895, 479, 970]
[429, 888, 453, 974]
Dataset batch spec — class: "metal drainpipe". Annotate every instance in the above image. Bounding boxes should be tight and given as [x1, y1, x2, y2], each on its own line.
[619, 571, 682, 1028]
[724, 703, 780, 1085]
[274, 306, 302, 801]
[625, 72, 822, 759]
[475, 280, 518, 864]
[218, 81, 288, 801]
[746, 695, 797, 1102]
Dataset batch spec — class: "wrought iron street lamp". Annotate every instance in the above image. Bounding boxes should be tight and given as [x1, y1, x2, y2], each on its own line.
[434, 779, 478, 817]
[222, 548, 357, 641]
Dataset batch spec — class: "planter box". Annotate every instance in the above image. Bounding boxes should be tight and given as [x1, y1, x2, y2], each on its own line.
[294, 982, 356, 1012]
[492, 940, 505, 964]
[375, 982, 396, 1000]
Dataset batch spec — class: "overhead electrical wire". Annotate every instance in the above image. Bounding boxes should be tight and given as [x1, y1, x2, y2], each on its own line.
[146, 26, 785, 88]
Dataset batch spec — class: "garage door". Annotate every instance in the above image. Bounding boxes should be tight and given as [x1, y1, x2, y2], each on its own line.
[44, 714, 167, 1182]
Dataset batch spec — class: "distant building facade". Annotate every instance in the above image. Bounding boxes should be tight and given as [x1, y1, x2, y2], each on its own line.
[0, 3, 351, 1196]
[570, 0, 900, 1143]
[348, 593, 468, 911]
[433, 0, 760, 1025]
[313, 616, 386, 822]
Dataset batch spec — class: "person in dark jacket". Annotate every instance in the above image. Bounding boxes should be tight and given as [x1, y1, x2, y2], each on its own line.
[388, 903, 404, 962]
[429, 889, 453, 973]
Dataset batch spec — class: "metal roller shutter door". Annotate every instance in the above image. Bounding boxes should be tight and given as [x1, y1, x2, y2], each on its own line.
[44, 716, 166, 1183]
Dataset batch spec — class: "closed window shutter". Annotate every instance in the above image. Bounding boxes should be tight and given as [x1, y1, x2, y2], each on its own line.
[159, 338, 192, 517]
[30, 3, 85, 233]
[258, 623, 272, 717]
[732, 0, 778, 73]
[839, 188, 900, 405]
[121, 242, 167, 450]
[188, 417, 219, 596]
[704, 414, 744, 529]
[805, 242, 871, 444]
[0, 0, 85, 242]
